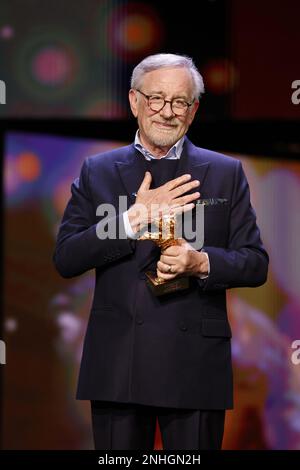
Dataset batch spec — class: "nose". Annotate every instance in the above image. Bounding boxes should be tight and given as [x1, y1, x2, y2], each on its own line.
[160, 100, 175, 118]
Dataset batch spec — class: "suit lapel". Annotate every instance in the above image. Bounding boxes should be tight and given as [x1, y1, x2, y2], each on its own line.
[175, 138, 210, 199]
[115, 144, 145, 205]
[115, 145, 158, 271]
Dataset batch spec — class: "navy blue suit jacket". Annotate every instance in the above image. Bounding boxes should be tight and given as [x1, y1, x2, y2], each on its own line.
[53, 138, 268, 409]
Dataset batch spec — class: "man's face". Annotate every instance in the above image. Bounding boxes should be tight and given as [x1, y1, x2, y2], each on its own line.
[129, 67, 199, 152]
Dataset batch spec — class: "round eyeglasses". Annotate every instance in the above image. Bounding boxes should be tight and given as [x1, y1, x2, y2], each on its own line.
[136, 89, 194, 116]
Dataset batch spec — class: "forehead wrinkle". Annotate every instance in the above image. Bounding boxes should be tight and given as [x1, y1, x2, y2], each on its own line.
[142, 68, 193, 100]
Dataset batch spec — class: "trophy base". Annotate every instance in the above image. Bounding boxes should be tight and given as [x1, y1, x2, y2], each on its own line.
[145, 271, 189, 296]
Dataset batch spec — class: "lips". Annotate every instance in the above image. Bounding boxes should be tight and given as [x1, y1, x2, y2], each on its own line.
[153, 121, 176, 129]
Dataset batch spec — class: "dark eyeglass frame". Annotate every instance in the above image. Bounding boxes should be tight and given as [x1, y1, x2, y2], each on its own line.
[135, 89, 194, 115]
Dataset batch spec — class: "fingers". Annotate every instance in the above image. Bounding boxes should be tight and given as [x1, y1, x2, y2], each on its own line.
[170, 199, 198, 219]
[150, 204, 193, 225]
[170, 179, 200, 199]
[171, 202, 195, 217]
[161, 240, 188, 258]
[160, 253, 178, 264]
[156, 264, 177, 280]
[166, 174, 192, 191]
[172, 191, 200, 207]
[136, 171, 199, 226]
[139, 171, 152, 192]
[157, 260, 175, 273]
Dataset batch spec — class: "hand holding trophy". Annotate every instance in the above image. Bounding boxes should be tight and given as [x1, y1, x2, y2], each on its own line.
[138, 211, 190, 296]
[127, 171, 201, 296]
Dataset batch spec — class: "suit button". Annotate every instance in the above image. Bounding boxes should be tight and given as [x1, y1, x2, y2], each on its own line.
[179, 322, 187, 332]
[136, 315, 144, 325]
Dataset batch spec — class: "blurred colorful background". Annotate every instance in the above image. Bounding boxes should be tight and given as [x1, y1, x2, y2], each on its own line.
[1, 0, 300, 450]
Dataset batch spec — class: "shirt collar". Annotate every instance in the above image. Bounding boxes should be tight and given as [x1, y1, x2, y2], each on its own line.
[134, 130, 185, 160]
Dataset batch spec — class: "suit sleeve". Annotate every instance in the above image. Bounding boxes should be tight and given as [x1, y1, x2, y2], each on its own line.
[201, 160, 269, 291]
[53, 158, 135, 278]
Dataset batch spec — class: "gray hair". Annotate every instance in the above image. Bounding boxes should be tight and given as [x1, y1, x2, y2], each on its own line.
[130, 53, 205, 100]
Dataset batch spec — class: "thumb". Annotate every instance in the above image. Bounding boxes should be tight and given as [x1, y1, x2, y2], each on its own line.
[139, 171, 152, 191]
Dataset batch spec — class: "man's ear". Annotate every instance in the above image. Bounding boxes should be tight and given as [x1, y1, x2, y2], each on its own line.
[128, 89, 138, 117]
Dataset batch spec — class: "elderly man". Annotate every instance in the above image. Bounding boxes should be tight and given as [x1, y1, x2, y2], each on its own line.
[54, 53, 268, 450]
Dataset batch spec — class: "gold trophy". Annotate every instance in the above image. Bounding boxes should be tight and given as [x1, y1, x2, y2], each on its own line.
[139, 213, 189, 296]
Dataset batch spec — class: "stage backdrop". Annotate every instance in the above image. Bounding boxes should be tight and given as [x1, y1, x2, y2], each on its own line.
[2, 131, 300, 449]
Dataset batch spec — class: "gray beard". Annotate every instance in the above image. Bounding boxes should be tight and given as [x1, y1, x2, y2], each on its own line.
[147, 130, 179, 149]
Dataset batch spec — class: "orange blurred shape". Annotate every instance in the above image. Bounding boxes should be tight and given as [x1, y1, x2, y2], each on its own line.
[15, 152, 41, 181]
[203, 59, 238, 94]
[108, 3, 164, 59]
[124, 15, 154, 50]
[53, 179, 73, 216]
